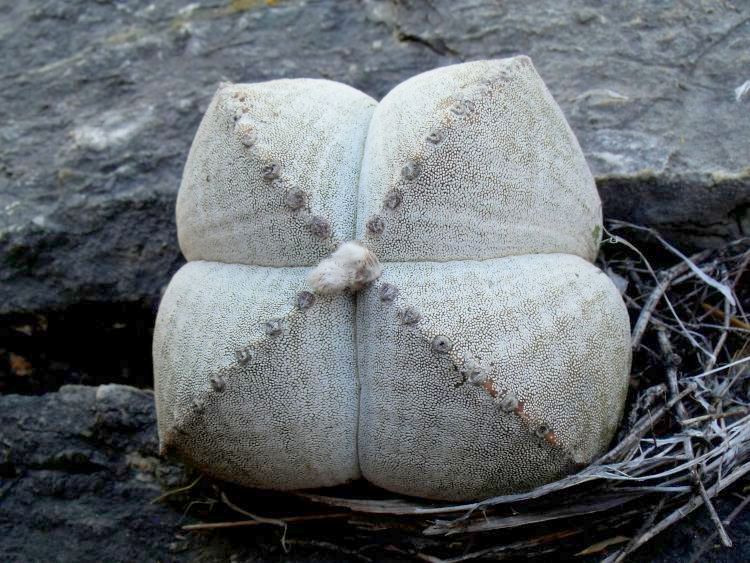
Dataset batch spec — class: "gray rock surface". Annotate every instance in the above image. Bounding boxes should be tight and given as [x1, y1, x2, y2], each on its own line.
[0, 384, 368, 562]
[0, 385, 191, 561]
[1, 384, 749, 562]
[1, 0, 749, 314]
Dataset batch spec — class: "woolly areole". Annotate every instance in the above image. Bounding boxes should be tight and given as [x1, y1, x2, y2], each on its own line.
[153, 56, 632, 501]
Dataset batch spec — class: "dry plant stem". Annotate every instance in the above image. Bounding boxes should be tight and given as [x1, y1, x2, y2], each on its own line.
[704, 300, 733, 373]
[683, 432, 732, 549]
[689, 356, 750, 379]
[681, 409, 749, 426]
[597, 384, 696, 465]
[701, 303, 750, 330]
[625, 384, 666, 431]
[182, 512, 351, 531]
[602, 498, 666, 563]
[657, 326, 688, 421]
[610, 220, 736, 306]
[655, 324, 730, 546]
[220, 492, 290, 552]
[695, 470, 733, 547]
[607, 460, 750, 561]
[416, 529, 581, 563]
[630, 249, 712, 350]
[298, 492, 478, 516]
[732, 248, 750, 290]
[607, 229, 714, 358]
[689, 494, 750, 563]
[221, 492, 285, 527]
[575, 535, 630, 556]
[716, 341, 750, 400]
[150, 475, 202, 504]
[423, 493, 644, 535]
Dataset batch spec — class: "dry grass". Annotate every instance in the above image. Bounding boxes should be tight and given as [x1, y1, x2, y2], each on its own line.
[161, 222, 750, 561]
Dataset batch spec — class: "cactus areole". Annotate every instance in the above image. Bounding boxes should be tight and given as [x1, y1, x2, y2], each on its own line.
[153, 57, 632, 501]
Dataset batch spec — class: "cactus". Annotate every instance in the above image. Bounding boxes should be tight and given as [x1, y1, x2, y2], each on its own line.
[153, 57, 631, 501]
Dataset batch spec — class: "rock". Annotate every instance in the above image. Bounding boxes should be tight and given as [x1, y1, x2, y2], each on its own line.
[0, 384, 367, 562]
[1, 0, 748, 314]
[0, 384, 189, 560]
[1, 384, 749, 562]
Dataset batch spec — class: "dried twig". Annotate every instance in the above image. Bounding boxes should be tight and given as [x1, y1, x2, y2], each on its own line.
[603, 497, 666, 563]
[657, 326, 688, 420]
[631, 250, 711, 349]
[182, 512, 351, 531]
[607, 461, 750, 560]
[702, 303, 750, 330]
[220, 492, 290, 552]
[416, 529, 581, 563]
[150, 475, 202, 504]
[598, 384, 696, 465]
[424, 493, 644, 535]
[689, 494, 750, 563]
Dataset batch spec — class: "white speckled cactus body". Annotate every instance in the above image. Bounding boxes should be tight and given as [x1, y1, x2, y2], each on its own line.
[153, 56, 632, 501]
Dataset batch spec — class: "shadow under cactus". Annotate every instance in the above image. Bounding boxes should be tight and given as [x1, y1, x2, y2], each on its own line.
[0, 301, 157, 395]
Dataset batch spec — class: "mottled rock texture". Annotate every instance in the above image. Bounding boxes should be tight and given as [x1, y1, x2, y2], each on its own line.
[1, 0, 748, 315]
[0, 384, 385, 562]
[0, 385, 193, 560]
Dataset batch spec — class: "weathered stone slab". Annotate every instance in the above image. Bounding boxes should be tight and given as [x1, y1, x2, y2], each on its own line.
[0, 384, 358, 561]
[1, 0, 747, 314]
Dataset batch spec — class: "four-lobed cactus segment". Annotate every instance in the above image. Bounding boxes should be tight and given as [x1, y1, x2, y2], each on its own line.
[153, 56, 632, 501]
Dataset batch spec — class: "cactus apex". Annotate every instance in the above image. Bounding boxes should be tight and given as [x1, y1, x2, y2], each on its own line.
[308, 241, 382, 295]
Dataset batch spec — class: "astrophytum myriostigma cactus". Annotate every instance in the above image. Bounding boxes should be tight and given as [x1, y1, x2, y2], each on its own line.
[153, 56, 632, 502]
